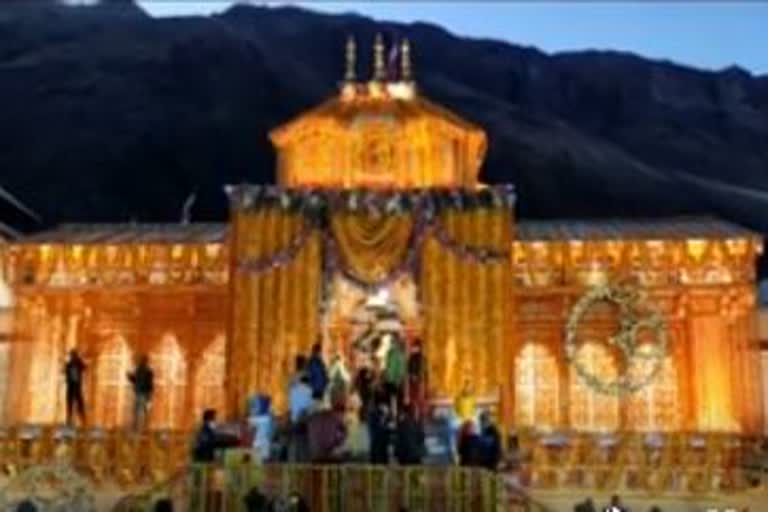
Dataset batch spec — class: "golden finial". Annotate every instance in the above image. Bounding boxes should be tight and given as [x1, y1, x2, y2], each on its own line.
[400, 38, 412, 82]
[373, 33, 386, 81]
[344, 35, 356, 82]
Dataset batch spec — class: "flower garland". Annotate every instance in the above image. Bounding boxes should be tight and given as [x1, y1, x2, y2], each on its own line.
[225, 184, 516, 215]
[565, 283, 667, 396]
[323, 209, 428, 293]
[237, 219, 316, 273]
[432, 219, 509, 262]
[238, 204, 511, 276]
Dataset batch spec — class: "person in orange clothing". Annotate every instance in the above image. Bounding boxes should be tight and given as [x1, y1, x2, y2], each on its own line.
[454, 379, 477, 425]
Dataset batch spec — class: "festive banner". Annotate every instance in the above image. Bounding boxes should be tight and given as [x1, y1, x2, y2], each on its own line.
[225, 185, 516, 216]
[227, 208, 322, 414]
[226, 185, 516, 418]
[330, 212, 414, 284]
[420, 208, 514, 402]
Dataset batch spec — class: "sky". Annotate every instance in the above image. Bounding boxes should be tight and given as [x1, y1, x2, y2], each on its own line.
[135, 1, 768, 75]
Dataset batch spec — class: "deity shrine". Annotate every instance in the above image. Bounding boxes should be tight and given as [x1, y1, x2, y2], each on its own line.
[1, 35, 764, 436]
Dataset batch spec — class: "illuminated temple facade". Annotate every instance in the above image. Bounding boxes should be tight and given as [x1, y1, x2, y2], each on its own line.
[0, 37, 764, 434]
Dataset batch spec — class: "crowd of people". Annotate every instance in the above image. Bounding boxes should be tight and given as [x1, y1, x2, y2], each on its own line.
[278, 336, 502, 469]
[64, 332, 505, 472]
[281, 337, 429, 466]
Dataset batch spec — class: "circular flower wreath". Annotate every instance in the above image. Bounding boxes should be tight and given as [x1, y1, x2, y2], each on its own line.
[565, 283, 667, 396]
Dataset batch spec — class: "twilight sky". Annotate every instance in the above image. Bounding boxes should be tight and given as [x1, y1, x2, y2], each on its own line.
[136, 1, 768, 75]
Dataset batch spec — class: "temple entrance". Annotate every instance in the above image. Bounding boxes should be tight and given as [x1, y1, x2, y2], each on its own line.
[323, 273, 421, 377]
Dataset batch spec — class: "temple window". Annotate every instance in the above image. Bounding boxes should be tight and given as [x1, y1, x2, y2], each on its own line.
[150, 334, 188, 430]
[626, 353, 679, 431]
[193, 335, 226, 422]
[93, 335, 133, 428]
[569, 342, 620, 431]
[515, 342, 559, 428]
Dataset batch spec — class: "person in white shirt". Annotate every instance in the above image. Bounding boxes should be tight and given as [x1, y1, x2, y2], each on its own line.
[289, 375, 313, 423]
[603, 495, 628, 512]
[288, 375, 313, 462]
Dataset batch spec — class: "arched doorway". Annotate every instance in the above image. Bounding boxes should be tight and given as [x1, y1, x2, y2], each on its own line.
[514, 342, 559, 428]
[194, 335, 226, 423]
[150, 334, 188, 429]
[93, 334, 133, 428]
[323, 273, 420, 372]
[569, 342, 620, 431]
[625, 349, 679, 431]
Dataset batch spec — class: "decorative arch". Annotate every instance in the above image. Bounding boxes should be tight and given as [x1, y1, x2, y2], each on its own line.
[569, 341, 620, 431]
[93, 334, 133, 428]
[149, 334, 188, 429]
[626, 349, 679, 431]
[193, 334, 226, 422]
[514, 342, 559, 428]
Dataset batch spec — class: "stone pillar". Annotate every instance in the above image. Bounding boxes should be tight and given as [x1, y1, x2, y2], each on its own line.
[685, 288, 740, 432]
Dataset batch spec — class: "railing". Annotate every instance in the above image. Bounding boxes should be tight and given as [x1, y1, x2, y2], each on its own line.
[515, 430, 768, 495]
[116, 463, 508, 512]
[0, 425, 192, 487]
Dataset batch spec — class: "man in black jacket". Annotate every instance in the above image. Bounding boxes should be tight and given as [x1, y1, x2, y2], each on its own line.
[64, 349, 87, 427]
[192, 409, 239, 463]
[128, 355, 154, 431]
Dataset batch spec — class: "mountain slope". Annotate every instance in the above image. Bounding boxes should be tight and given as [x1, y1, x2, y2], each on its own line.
[0, 2, 767, 239]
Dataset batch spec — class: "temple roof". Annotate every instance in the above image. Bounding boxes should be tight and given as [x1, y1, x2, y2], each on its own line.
[16, 223, 228, 245]
[517, 217, 760, 242]
[13, 217, 760, 245]
[269, 91, 485, 146]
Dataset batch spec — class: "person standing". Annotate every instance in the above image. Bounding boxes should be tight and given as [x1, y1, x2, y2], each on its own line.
[384, 336, 406, 417]
[457, 420, 479, 467]
[306, 342, 328, 401]
[454, 379, 477, 425]
[289, 355, 307, 388]
[451, 379, 477, 460]
[368, 400, 391, 465]
[288, 375, 313, 462]
[406, 339, 427, 419]
[354, 366, 374, 421]
[64, 349, 87, 427]
[328, 352, 350, 398]
[128, 355, 154, 431]
[477, 411, 502, 471]
[395, 405, 426, 466]
[306, 397, 347, 464]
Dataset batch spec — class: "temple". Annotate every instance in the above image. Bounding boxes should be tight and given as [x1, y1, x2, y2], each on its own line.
[1, 35, 764, 436]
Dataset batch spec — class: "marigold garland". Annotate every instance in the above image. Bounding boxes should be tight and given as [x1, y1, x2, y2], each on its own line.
[565, 283, 667, 396]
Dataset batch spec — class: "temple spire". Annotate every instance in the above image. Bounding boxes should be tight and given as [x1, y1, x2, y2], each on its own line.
[344, 35, 356, 83]
[400, 38, 413, 82]
[373, 33, 386, 81]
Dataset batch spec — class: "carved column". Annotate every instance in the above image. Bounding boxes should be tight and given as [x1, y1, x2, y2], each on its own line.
[686, 287, 738, 431]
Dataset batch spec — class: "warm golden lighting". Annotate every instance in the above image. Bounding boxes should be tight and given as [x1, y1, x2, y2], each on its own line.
[626, 352, 679, 431]
[194, 335, 226, 422]
[570, 342, 619, 431]
[515, 343, 559, 428]
[150, 334, 188, 429]
[270, 86, 486, 189]
[94, 335, 133, 428]
[2, 38, 764, 442]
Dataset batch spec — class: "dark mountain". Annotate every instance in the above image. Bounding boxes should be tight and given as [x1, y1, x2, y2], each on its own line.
[1, 1, 767, 246]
